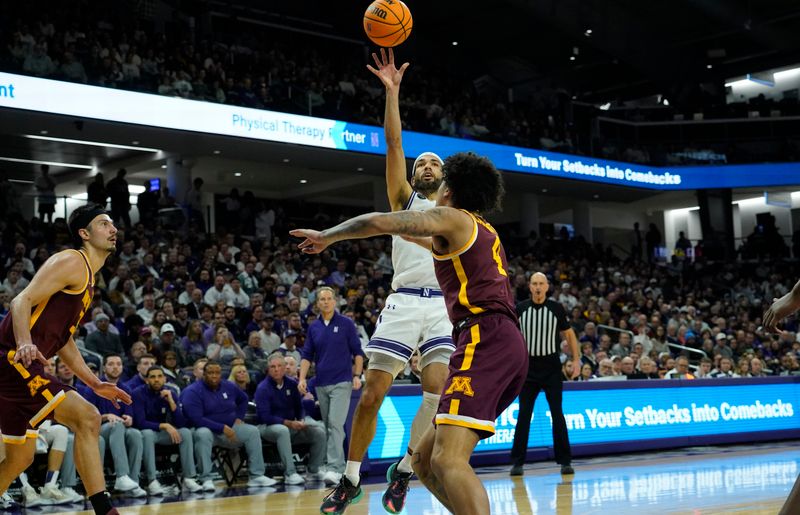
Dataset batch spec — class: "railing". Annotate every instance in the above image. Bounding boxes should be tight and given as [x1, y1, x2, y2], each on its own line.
[596, 325, 634, 340]
[666, 342, 707, 361]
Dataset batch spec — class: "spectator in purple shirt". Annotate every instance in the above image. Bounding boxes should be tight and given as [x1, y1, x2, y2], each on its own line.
[298, 287, 364, 486]
[180, 361, 277, 489]
[132, 366, 203, 495]
[255, 353, 325, 485]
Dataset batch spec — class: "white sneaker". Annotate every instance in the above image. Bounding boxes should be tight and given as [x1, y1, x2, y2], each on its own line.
[0, 492, 18, 509]
[247, 475, 278, 487]
[147, 479, 171, 496]
[201, 479, 216, 492]
[114, 475, 140, 492]
[127, 486, 147, 498]
[284, 472, 305, 485]
[40, 483, 72, 505]
[323, 471, 342, 486]
[183, 477, 203, 493]
[60, 486, 84, 503]
[22, 485, 46, 507]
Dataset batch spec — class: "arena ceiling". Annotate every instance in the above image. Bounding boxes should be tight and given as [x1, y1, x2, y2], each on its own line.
[215, 0, 800, 103]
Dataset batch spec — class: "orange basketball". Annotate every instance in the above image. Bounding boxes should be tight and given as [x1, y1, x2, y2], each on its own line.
[363, 0, 413, 47]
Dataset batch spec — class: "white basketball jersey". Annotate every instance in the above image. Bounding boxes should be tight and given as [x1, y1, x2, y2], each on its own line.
[391, 192, 441, 290]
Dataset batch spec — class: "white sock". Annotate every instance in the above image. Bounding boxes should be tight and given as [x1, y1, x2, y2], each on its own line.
[344, 461, 361, 486]
[397, 450, 414, 474]
[399, 391, 441, 473]
[46, 471, 59, 486]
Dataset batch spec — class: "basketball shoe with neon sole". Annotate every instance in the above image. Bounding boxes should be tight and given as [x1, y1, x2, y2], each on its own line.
[382, 461, 413, 513]
[320, 475, 363, 515]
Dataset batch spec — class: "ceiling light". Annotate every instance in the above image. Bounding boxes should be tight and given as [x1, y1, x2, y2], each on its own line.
[357, 167, 364, 172]
[593, 194, 600, 199]
[599, 102, 611, 110]
[23, 134, 160, 152]
[282, 158, 290, 163]
[0, 156, 93, 170]
[300, 179, 307, 184]
[452, 41, 458, 46]
[234, 172, 242, 177]
[570, 56, 576, 61]
[213, 150, 221, 155]
[131, 140, 140, 145]
[8, 179, 33, 184]
[40, 130, 48, 135]
[584, 29, 593, 35]
[541, 188, 548, 193]
[161, 165, 167, 169]
[707, 64, 713, 69]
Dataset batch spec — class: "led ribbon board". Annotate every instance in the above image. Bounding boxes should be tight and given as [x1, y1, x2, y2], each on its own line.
[1, 72, 798, 190]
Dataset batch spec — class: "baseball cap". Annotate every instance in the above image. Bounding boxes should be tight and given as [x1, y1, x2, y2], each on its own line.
[94, 313, 110, 322]
[715, 333, 727, 341]
[285, 329, 299, 338]
[161, 323, 175, 335]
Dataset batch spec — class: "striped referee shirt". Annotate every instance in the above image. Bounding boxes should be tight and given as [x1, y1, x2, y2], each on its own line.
[516, 299, 570, 357]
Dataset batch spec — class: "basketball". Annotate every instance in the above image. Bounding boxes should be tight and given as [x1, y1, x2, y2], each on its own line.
[363, 0, 413, 47]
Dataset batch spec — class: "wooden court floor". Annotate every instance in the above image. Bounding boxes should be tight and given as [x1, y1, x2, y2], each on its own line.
[46, 442, 800, 514]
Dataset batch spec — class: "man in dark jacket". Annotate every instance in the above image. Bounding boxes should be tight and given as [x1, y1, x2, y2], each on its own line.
[255, 353, 325, 485]
[180, 361, 276, 490]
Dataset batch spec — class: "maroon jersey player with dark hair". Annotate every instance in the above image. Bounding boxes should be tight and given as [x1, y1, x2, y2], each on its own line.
[291, 152, 528, 515]
[0, 203, 130, 515]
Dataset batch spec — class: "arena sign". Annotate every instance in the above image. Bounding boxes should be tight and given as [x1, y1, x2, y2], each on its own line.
[367, 378, 800, 460]
[2, 72, 798, 191]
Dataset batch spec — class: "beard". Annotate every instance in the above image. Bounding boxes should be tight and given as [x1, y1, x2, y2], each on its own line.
[414, 177, 442, 196]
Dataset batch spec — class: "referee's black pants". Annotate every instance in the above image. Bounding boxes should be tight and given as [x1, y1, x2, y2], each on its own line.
[510, 353, 572, 466]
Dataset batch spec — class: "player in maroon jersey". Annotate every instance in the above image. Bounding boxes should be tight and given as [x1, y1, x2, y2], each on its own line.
[291, 152, 528, 515]
[0, 204, 130, 515]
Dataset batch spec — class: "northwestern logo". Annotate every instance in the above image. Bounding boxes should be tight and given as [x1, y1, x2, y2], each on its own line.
[0, 84, 15, 98]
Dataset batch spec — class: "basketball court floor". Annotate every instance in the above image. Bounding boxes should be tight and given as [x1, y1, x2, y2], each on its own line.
[33, 442, 800, 514]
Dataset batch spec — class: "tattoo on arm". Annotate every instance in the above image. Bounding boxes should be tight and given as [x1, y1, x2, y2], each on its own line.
[322, 209, 447, 242]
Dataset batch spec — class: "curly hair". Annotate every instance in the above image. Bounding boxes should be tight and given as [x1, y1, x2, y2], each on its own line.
[441, 152, 504, 214]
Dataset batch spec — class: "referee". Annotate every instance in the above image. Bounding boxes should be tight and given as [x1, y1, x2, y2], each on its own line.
[510, 272, 580, 476]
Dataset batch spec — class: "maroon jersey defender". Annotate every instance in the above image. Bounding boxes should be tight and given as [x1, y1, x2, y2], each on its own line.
[432, 211, 527, 438]
[0, 249, 93, 443]
[291, 152, 526, 514]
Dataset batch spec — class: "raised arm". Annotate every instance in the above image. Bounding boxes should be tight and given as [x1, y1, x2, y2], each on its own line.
[367, 48, 412, 211]
[290, 207, 474, 256]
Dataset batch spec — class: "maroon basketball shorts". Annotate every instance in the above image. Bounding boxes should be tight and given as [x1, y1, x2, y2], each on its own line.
[0, 349, 71, 444]
[436, 313, 529, 439]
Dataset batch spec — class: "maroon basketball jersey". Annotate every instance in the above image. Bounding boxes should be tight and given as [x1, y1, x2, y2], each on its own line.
[0, 249, 94, 359]
[433, 211, 516, 323]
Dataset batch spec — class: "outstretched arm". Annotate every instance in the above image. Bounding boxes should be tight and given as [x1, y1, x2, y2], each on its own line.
[764, 279, 800, 332]
[290, 207, 472, 255]
[367, 48, 412, 211]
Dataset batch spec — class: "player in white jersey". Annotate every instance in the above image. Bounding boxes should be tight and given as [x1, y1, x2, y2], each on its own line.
[319, 48, 453, 515]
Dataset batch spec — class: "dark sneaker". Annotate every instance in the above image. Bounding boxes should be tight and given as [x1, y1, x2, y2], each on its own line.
[382, 461, 413, 513]
[320, 476, 363, 515]
[561, 464, 575, 475]
[509, 464, 524, 476]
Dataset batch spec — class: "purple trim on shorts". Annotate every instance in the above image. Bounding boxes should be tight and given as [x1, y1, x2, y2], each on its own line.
[419, 337, 455, 354]
[366, 338, 413, 360]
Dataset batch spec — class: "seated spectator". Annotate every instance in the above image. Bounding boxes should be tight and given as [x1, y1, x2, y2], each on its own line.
[84, 312, 124, 357]
[278, 330, 302, 364]
[154, 323, 186, 367]
[665, 356, 695, 379]
[244, 331, 269, 372]
[206, 326, 246, 367]
[750, 357, 769, 377]
[124, 354, 157, 391]
[132, 366, 203, 495]
[255, 353, 325, 485]
[181, 361, 277, 489]
[229, 363, 256, 399]
[596, 358, 616, 378]
[162, 350, 189, 391]
[734, 357, 751, 377]
[695, 357, 713, 378]
[83, 354, 145, 497]
[190, 358, 208, 384]
[637, 357, 660, 379]
[181, 320, 208, 364]
[578, 363, 594, 381]
[284, 356, 299, 380]
[711, 357, 735, 378]
[561, 359, 577, 381]
[258, 314, 282, 354]
[621, 357, 646, 379]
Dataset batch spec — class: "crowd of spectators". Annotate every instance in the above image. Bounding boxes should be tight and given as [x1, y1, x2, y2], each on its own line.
[0, 2, 576, 156]
[0, 185, 799, 503]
